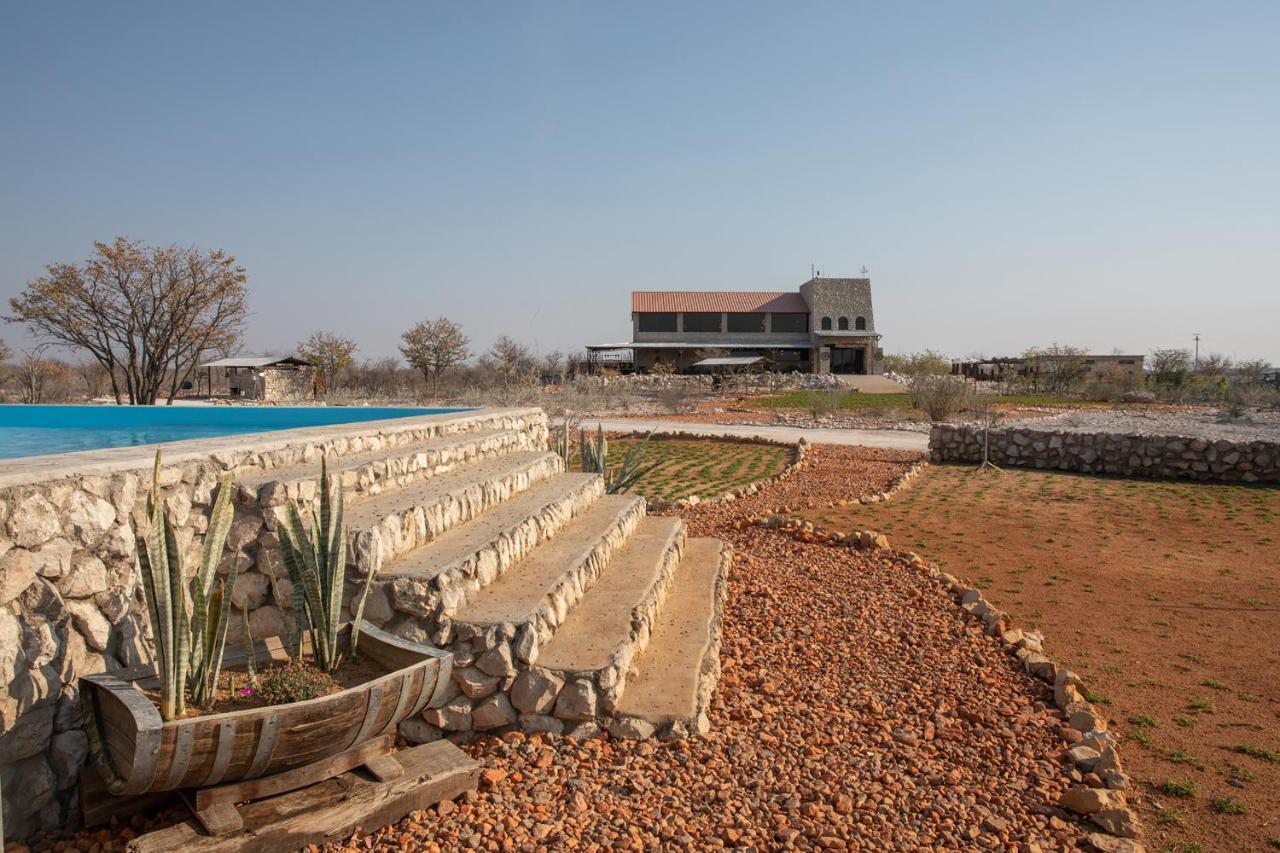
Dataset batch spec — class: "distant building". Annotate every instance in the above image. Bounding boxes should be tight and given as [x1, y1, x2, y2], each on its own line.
[199, 356, 315, 402]
[586, 277, 882, 374]
[952, 354, 1145, 383]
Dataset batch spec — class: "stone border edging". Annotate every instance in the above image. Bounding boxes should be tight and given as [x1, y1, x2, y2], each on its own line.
[747, 504, 1145, 850]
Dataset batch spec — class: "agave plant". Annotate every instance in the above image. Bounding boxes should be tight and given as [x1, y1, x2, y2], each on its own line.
[580, 425, 661, 494]
[136, 451, 237, 720]
[276, 456, 374, 672]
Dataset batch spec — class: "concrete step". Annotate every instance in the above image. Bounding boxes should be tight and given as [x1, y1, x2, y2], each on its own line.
[610, 538, 731, 738]
[368, 473, 605, 640]
[532, 516, 686, 720]
[240, 426, 533, 505]
[448, 494, 646, 665]
[344, 450, 564, 572]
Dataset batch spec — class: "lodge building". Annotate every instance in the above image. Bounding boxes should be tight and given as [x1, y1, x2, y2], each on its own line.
[587, 277, 882, 374]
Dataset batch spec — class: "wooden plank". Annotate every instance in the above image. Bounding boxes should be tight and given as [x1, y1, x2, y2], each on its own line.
[129, 740, 479, 853]
[190, 802, 245, 837]
[193, 732, 394, 811]
[362, 754, 403, 783]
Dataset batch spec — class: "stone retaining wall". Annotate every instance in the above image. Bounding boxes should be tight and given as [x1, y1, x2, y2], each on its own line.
[0, 406, 544, 840]
[930, 424, 1280, 484]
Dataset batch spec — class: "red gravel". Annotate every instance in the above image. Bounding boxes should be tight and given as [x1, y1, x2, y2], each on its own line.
[324, 445, 1092, 851]
[23, 445, 1098, 852]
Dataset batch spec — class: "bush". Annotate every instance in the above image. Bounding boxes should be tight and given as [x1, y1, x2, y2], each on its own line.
[256, 661, 341, 706]
[909, 375, 972, 421]
[656, 382, 697, 414]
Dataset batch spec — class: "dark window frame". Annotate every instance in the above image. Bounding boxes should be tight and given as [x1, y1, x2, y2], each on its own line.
[681, 312, 722, 333]
[726, 312, 766, 333]
[770, 313, 809, 333]
[637, 312, 677, 333]
[838, 316, 849, 330]
[820, 317, 832, 331]
[855, 316, 867, 330]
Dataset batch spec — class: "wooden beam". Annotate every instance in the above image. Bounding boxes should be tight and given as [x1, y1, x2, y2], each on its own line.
[127, 740, 478, 853]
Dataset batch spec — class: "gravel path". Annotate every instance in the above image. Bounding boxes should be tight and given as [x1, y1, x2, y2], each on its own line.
[1007, 408, 1280, 442]
[326, 447, 1091, 852]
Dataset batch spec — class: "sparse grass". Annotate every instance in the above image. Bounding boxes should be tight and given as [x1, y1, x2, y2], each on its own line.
[1160, 779, 1197, 797]
[1188, 697, 1215, 713]
[1128, 713, 1158, 728]
[1200, 678, 1230, 691]
[1211, 797, 1246, 815]
[1157, 808, 1185, 826]
[1232, 744, 1280, 763]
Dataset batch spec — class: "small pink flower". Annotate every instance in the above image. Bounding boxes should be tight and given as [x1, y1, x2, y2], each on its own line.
[240, 687, 255, 697]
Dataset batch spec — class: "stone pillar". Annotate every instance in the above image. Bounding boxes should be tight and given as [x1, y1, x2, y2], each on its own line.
[816, 347, 831, 375]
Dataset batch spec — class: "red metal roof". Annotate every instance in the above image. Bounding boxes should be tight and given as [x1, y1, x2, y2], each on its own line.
[631, 291, 809, 313]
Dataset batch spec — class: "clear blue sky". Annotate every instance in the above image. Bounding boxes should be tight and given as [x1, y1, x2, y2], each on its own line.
[3, 2, 1278, 364]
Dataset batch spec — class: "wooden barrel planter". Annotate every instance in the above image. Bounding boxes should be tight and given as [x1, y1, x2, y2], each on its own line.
[80, 621, 452, 799]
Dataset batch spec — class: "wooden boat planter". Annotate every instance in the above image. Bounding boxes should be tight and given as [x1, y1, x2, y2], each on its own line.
[79, 621, 453, 835]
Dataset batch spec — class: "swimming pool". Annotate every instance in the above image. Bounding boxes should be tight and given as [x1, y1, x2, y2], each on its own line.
[0, 405, 472, 460]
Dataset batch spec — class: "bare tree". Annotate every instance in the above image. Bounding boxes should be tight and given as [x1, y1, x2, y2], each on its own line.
[1234, 358, 1272, 386]
[1023, 343, 1087, 393]
[1194, 352, 1233, 376]
[76, 359, 112, 400]
[0, 338, 9, 364]
[1149, 348, 1191, 386]
[485, 335, 534, 386]
[6, 237, 248, 404]
[399, 317, 471, 397]
[297, 331, 357, 397]
[15, 344, 71, 404]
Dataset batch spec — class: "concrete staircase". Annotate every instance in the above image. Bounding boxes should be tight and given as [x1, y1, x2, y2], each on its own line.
[281, 410, 733, 740]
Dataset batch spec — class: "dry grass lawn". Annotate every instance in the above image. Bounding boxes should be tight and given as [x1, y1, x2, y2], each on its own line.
[803, 464, 1280, 853]
[579, 436, 791, 501]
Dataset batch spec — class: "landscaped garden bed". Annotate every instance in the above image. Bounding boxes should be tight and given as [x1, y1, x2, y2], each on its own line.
[804, 462, 1280, 852]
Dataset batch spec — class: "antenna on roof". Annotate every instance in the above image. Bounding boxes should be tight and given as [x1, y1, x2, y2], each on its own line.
[810, 263, 814, 278]
[861, 265, 869, 275]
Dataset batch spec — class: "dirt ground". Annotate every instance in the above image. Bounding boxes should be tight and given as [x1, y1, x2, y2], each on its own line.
[804, 463, 1280, 852]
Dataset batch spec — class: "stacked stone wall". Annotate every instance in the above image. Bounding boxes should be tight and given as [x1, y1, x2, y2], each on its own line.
[0, 407, 545, 839]
[929, 424, 1280, 484]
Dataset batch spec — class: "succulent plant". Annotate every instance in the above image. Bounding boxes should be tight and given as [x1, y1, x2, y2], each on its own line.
[276, 456, 373, 672]
[580, 424, 661, 494]
[136, 450, 237, 720]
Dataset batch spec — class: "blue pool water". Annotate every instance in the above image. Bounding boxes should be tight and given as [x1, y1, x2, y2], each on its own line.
[0, 405, 471, 460]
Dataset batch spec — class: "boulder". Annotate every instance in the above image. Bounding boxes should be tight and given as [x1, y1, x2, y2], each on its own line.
[1058, 786, 1123, 815]
[0, 549, 37, 605]
[231, 571, 270, 610]
[553, 679, 598, 721]
[31, 539, 74, 579]
[65, 490, 116, 547]
[7, 493, 62, 548]
[472, 693, 517, 730]
[421, 696, 472, 732]
[65, 599, 112, 651]
[58, 554, 108, 599]
[475, 643, 517, 678]
[1091, 807, 1140, 838]
[608, 716, 657, 740]
[49, 729, 89, 789]
[398, 717, 444, 744]
[453, 666, 500, 700]
[510, 667, 564, 715]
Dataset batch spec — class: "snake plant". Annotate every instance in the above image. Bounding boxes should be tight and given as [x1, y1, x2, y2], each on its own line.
[276, 456, 374, 672]
[580, 425, 661, 494]
[136, 451, 237, 720]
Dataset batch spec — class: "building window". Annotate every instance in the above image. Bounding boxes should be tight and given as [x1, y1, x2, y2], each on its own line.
[855, 316, 866, 330]
[770, 313, 808, 334]
[727, 312, 766, 333]
[837, 317, 849, 330]
[820, 317, 832, 331]
[682, 312, 722, 333]
[637, 312, 677, 333]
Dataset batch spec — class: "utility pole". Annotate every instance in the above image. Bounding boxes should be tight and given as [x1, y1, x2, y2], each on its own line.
[1192, 333, 1201, 369]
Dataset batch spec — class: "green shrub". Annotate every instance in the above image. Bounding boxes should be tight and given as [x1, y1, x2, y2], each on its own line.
[255, 661, 341, 706]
